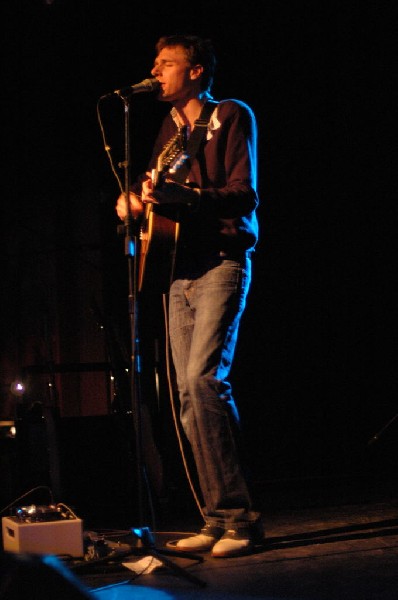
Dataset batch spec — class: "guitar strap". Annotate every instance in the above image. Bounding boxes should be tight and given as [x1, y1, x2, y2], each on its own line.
[171, 100, 218, 184]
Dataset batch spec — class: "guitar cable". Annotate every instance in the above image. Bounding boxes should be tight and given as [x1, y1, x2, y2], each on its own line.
[161, 293, 205, 520]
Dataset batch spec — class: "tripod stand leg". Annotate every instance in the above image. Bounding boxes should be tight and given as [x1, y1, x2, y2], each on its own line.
[133, 527, 206, 587]
[147, 549, 206, 587]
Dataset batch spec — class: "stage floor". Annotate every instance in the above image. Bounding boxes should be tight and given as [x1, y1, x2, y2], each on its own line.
[68, 473, 398, 600]
[2, 455, 398, 599]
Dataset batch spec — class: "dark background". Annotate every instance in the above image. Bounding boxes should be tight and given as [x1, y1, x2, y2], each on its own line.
[1, 1, 396, 520]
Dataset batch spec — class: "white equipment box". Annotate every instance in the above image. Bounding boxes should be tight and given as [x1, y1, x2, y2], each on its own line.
[2, 516, 84, 557]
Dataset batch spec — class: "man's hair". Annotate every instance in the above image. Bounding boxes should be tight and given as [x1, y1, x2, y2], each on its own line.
[155, 35, 216, 93]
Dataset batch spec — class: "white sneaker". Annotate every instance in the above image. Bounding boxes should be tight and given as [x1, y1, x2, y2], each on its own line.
[211, 523, 264, 558]
[166, 524, 224, 553]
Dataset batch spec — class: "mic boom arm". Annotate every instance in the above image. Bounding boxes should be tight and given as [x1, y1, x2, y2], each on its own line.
[100, 78, 160, 99]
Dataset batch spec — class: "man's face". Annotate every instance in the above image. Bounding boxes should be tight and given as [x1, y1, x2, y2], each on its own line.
[151, 45, 199, 102]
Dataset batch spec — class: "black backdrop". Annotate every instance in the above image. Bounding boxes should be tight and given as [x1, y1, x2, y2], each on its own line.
[1, 1, 396, 507]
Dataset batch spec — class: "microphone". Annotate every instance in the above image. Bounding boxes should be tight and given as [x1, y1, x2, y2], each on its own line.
[100, 78, 160, 99]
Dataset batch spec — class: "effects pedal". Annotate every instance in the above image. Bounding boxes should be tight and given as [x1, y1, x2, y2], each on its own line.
[2, 504, 84, 557]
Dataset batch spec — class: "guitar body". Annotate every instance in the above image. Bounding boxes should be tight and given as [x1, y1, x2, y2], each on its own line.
[138, 127, 187, 294]
[138, 206, 179, 294]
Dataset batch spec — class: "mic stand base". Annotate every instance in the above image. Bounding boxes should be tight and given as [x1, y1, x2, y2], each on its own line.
[71, 526, 206, 588]
[129, 526, 206, 587]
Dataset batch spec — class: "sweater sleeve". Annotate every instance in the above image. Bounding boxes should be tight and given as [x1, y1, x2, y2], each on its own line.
[191, 99, 259, 219]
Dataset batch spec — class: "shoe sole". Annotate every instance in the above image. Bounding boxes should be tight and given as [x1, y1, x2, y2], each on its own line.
[212, 546, 253, 558]
[165, 539, 215, 553]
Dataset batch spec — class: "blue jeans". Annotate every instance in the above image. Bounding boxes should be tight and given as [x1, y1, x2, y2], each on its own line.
[168, 252, 260, 528]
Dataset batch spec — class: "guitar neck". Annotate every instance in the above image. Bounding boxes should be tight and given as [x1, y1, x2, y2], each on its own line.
[152, 126, 188, 189]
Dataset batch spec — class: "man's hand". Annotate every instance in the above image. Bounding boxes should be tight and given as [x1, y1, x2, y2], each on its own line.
[115, 191, 144, 220]
[143, 178, 200, 208]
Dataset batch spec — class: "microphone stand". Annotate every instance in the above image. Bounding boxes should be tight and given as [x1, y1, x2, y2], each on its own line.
[111, 91, 205, 587]
[367, 411, 398, 446]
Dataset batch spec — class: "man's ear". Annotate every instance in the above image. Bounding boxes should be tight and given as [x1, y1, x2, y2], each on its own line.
[190, 64, 204, 81]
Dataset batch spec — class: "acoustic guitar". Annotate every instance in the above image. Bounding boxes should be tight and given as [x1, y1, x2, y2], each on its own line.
[138, 127, 188, 294]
